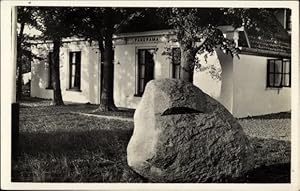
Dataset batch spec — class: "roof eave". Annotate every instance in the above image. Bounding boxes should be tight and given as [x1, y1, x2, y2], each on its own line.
[239, 47, 291, 58]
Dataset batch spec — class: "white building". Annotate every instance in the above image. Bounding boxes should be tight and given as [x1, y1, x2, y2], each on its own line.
[30, 24, 291, 118]
[31, 39, 101, 104]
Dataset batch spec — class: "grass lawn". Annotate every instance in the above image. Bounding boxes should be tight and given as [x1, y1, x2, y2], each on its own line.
[12, 98, 291, 183]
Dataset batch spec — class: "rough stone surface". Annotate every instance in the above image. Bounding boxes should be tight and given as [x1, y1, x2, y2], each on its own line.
[127, 79, 254, 183]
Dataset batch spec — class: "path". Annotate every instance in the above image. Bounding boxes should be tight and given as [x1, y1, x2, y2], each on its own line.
[69, 111, 134, 122]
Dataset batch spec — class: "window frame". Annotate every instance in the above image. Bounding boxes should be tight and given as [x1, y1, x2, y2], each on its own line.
[135, 48, 156, 97]
[267, 58, 291, 88]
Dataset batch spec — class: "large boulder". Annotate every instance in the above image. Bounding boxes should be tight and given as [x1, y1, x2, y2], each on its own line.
[127, 79, 253, 182]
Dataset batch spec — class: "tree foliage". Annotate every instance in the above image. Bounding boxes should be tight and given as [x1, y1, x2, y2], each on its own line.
[33, 7, 83, 40]
[223, 8, 282, 36]
[161, 8, 283, 82]
[16, 7, 41, 101]
[77, 8, 145, 111]
[32, 7, 85, 105]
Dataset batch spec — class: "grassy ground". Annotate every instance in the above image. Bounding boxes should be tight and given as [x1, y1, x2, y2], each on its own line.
[12, 98, 291, 183]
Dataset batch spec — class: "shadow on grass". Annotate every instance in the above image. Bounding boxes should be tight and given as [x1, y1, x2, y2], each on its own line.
[242, 137, 290, 183]
[18, 128, 132, 157]
[12, 128, 146, 182]
[239, 112, 291, 120]
[245, 163, 290, 183]
[12, 129, 290, 183]
[20, 97, 51, 103]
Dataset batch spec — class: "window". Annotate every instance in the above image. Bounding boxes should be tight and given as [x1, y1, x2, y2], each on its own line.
[136, 49, 155, 96]
[267, 59, 291, 88]
[47, 52, 54, 89]
[171, 48, 181, 79]
[69, 51, 81, 90]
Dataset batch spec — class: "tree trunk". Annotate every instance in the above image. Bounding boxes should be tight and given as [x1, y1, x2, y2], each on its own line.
[16, 22, 25, 102]
[51, 38, 64, 105]
[97, 29, 117, 111]
[180, 46, 196, 83]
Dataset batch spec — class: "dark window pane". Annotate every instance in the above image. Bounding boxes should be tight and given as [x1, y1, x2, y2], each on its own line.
[69, 51, 81, 89]
[274, 60, 283, 73]
[139, 79, 144, 92]
[284, 60, 291, 73]
[74, 52, 81, 89]
[144, 50, 154, 82]
[174, 65, 180, 79]
[140, 64, 145, 78]
[269, 74, 274, 86]
[172, 48, 181, 65]
[284, 74, 290, 86]
[138, 50, 145, 65]
[137, 49, 155, 95]
[48, 52, 54, 89]
[172, 48, 181, 79]
[283, 61, 287, 73]
[268, 60, 275, 72]
[282, 59, 291, 87]
[274, 73, 282, 87]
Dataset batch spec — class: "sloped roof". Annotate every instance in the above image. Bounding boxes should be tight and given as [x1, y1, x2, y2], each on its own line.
[238, 16, 291, 58]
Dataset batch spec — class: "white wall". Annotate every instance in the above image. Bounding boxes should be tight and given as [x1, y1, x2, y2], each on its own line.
[232, 54, 291, 118]
[193, 49, 234, 113]
[114, 38, 171, 109]
[31, 40, 100, 104]
[193, 51, 222, 99]
[113, 32, 235, 112]
[114, 40, 291, 117]
[31, 43, 53, 99]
